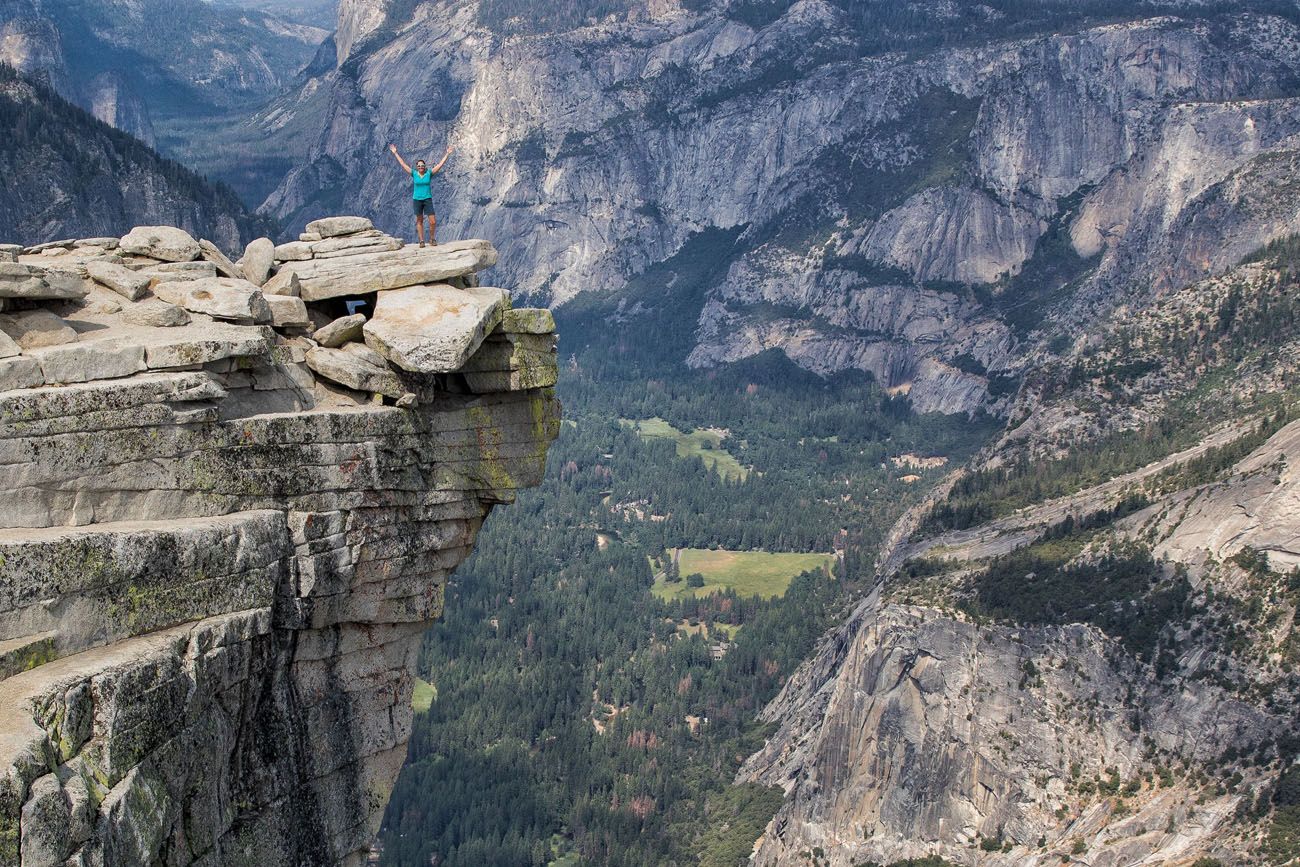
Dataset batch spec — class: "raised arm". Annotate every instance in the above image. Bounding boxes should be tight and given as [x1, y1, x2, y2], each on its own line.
[388, 144, 412, 173]
[431, 146, 455, 175]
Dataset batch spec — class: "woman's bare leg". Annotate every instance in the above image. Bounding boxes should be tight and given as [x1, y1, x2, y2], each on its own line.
[415, 217, 425, 246]
[428, 214, 438, 245]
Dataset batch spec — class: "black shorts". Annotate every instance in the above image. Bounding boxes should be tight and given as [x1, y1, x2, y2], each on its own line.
[413, 198, 435, 217]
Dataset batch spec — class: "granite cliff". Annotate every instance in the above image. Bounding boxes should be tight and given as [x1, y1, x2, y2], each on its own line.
[737, 250, 1300, 864]
[0, 218, 560, 866]
[256, 0, 1300, 414]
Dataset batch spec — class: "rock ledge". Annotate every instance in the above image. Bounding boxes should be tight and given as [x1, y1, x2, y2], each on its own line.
[0, 220, 560, 867]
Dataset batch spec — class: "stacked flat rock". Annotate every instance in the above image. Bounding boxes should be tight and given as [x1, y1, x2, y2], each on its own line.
[460, 309, 560, 392]
[0, 217, 553, 410]
[0, 263, 89, 300]
[198, 239, 245, 279]
[272, 224, 494, 300]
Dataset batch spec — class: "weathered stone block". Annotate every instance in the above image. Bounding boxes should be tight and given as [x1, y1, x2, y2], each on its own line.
[0, 264, 88, 301]
[266, 295, 311, 329]
[28, 340, 146, 385]
[364, 285, 508, 373]
[197, 239, 245, 280]
[305, 347, 405, 398]
[500, 307, 556, 334]
[122, 300, 191, 328]
[313, 314, 366, 348]
[153, 278, 272, 324]
[86, 260, 151, 301]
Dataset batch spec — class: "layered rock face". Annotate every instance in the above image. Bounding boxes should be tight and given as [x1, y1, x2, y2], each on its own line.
[0, 220, 560, 866]
[259, 1, 1300, 412]
[738, 253, 1300, 864]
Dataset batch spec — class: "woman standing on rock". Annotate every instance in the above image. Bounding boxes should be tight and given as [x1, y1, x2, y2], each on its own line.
[388, 143, 454, 247]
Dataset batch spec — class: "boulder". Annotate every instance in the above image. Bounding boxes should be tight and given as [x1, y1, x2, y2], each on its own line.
[198, 239, 246, 279]
[86, 260, 151, 301]
[273, 241, 313, 262]
[284, 241, 497, 302]
[0, 310, 79, 349]
[262, 269, 301, 297]
[0, 263, 90, 300]
[0, 243, 24, 262]
[299, 232, 322, 242]
[305, 347, 404, 398]
[363, 284, 509, 374]
[153, 278, 272, 324]
[242, 238, 275, 286]
[0, 330, 19, 358]
[312, 314, 367, 348]
[266, 295, 311, 329]
[118, 226, 201, 262]
[122, 301, 192, 328]
[306, 216, 373, 238]
[28, 339, 146, 384]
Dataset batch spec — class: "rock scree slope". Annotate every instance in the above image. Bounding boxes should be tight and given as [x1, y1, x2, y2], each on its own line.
[0, 218, 560, 866]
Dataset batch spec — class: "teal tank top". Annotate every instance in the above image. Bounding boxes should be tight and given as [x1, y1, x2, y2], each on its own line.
[412, 169, 433, 201]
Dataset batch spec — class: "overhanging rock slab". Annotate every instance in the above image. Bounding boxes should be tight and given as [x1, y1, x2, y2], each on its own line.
[364, 285, 510, 374]
[285, 241, 497, 302]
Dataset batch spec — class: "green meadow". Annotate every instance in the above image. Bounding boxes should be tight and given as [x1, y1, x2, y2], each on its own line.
[624, 418, 749, 481]
[412, 677, 437, 713]
[652, 548, 835, 601]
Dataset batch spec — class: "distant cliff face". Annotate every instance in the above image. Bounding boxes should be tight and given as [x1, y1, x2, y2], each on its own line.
[0, 219, 559, 866]
[259, 0, 1300, 413]
[737, 248, 1300, 864]
[0, 0, 327, 144]
[0, 68, 271, 248]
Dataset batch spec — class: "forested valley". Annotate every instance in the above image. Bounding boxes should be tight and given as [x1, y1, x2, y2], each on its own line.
[376, 305, 998, 865]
